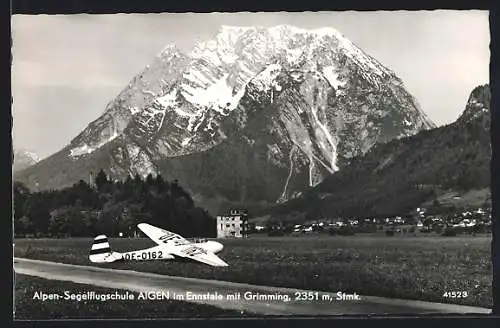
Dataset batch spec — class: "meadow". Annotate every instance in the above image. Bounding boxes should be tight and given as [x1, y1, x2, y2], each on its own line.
[14, 275, 246, 319]
[14, 234, 493, 309]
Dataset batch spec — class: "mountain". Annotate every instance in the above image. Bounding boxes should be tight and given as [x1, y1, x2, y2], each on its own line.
[12, 149, 40, 173]
[456, 83, 490, 125]
[14, 25, 434, 212]
[263, 84, 491, 222]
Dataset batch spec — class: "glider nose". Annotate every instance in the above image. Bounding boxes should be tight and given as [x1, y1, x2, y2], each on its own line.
[204, 240, 224, 253]
[213, 241, 224, 253]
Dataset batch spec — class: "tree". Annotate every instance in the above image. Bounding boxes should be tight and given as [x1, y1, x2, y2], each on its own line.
[72, 180, 99, 207]
[80, 209, 99, 236]
[12, 169, 217, 238]
[18, 216, 34, 235]
[49, 207, 71, 237]
[185, 207, 210, 237]
[95, 169, 108, 190]
[171, 180, 194, 208]
[13, 182, 30, 220]
[422, 217, 433, 229]
[98, 202, 125, 237]
[155, 174, 164, 187]
[13, 181, 30, 197]
[118, 207, 137, 237]
[146, 174, 154, 186]
[23, 195, 51, 236]
[125, 175, 133, 185]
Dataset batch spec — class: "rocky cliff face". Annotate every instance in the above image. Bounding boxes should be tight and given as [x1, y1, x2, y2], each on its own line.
[264, 85, 490, 221]
[457, 84, 490, 128]
[15, 25, 434, 209]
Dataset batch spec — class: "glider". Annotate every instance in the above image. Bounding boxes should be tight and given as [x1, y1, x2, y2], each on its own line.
[89, 223, 228, 267]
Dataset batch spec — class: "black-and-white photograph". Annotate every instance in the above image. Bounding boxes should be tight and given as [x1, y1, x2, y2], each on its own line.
[12, 10, 492, 319]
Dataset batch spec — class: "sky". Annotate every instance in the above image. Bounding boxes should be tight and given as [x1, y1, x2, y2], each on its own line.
[11, 11, 490, 159]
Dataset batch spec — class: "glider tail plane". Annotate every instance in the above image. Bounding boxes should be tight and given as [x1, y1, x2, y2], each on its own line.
[89, 235, 121, 263]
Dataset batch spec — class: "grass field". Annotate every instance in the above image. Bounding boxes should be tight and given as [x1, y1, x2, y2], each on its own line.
[14, 274, 248, 319]
[14, 235, 493, 309]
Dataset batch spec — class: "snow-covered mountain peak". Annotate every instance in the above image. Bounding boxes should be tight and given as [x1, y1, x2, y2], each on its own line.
[19, 150, 39, 163]
[193, 24, 394, 79]
[66, 24, 429, 163]
[269, 24, 344, 38]
[20, 23, 437, 205]
[218, 25, 256, 42]
[13, 149, 40, 172]
[156, 44, 181, 58]
[251, 63, 283, 92]
[216, 24, 345, 39]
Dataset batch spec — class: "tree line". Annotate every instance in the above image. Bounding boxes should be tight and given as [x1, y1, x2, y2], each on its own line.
[13, 170, 216, 238]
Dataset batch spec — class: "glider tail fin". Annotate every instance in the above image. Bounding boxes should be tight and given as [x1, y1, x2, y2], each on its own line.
[89, 235, 120, 263]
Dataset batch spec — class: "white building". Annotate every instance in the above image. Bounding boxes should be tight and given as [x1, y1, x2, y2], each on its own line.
[255, 225, 265, 231]
[216, 212, 248, 238]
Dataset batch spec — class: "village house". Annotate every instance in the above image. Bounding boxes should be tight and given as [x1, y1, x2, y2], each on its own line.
[216, 209, 249, 238]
